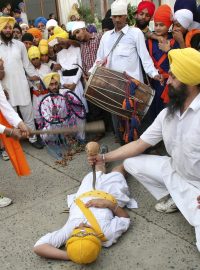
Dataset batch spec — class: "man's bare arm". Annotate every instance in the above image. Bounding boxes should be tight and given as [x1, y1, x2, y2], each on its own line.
[33, 244, 69, 260]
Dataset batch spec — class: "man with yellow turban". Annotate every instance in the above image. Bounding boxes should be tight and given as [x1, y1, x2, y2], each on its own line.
[27, 46, 51, 125]
[0, 16, 43, 149]
[88, 48, 200, 252]
[34, 161, 133, 264]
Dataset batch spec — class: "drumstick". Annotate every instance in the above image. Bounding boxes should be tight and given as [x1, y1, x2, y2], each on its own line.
[29, 120, 105, 136]
[85, 142, 100, 190]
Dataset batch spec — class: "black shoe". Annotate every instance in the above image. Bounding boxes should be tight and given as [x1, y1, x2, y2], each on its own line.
[30, 141, 44, 149]
[99, 144, 108, 154]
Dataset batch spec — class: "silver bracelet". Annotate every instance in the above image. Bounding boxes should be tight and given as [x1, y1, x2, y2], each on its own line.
[113, 204, 119, 213]
[9, 128, 14, 137]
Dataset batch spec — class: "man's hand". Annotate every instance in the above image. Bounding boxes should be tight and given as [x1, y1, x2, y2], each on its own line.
[52, 64, 62, 71]
[154, 74, 164, 85]
[158, 39, 170, 52]
[29, 76, 40, 81]
[63, 83, 76, 91]
[17, 121, 30, 138]
[4, 127, 23, 140]
[88, 153, 104, 166]
[172, 30, 185, 48]
[85, 199, 115, 210]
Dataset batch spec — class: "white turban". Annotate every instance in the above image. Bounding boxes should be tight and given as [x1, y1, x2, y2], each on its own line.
[46, 19, 58, 30]
[71, 21, 86, 35]
[174, 9, 193, 30]
[111, 0, 128, 16]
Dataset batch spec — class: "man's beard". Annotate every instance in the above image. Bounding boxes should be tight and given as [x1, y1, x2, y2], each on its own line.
[135, 18, 149, 30]
[1, 32, 13, 43]
[167, 83, 188, 116]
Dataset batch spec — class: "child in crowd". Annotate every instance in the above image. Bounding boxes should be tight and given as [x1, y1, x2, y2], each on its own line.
[146, 5, 179, 124]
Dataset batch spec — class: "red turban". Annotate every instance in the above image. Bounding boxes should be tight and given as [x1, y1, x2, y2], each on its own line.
[154, 4, 173, 29]
[137, 1, 155, 17]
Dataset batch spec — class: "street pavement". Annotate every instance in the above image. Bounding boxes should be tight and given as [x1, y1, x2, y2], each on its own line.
[0, 133, 199, 270]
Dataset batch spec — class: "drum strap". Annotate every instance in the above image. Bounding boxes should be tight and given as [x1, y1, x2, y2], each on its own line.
[103, 32, 124, 67]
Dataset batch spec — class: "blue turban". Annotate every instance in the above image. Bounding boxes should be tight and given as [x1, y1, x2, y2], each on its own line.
[174, 0, 199, 22]
[34, 17, 47, 27]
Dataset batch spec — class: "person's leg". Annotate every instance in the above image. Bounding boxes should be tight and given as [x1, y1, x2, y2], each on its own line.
[124, 154, 170, 200]
[19, 102, 43, 148]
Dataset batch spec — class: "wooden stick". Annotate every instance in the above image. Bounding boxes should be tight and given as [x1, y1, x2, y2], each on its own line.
[29, 120, 105, 136]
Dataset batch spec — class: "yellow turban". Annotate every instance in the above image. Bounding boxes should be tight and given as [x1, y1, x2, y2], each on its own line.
[28, 46, 41, 60]
[38, 39, 48, 55]
[168, 48, 200, 86]
[68, 3, 80, 20]
[66, 227, 101, 264]
[48, 26, 68, 43]
[0, 17, 15, 31]
[43, 72, 60, 88]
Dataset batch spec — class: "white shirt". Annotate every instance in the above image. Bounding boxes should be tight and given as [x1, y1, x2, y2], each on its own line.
[56, 46, 82, 86]
[141, 93, 200, 189]
[0, 82, 22, 133]
[92, 25, 158, 82]
[34, 171, 132, 248]
[21, 12, 28, 25]
[0, 39, 36, 107]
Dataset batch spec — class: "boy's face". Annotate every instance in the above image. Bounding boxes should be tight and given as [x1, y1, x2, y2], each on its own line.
[31, 57, 41, 68]
[173, 21, 187, 35]
[154, 22, 168, 36]
[40, 54, 49, 63]
[23, 41, 33, 50]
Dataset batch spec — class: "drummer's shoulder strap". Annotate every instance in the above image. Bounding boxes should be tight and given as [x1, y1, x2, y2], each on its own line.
[106, 32, 124, 58]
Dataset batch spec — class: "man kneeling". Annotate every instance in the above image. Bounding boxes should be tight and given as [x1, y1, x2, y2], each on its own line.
[33, 163, 134, 264]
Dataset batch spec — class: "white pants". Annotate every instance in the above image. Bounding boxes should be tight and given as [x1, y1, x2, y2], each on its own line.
[13, 101, 37, 143]
[124, 154, 200, 252]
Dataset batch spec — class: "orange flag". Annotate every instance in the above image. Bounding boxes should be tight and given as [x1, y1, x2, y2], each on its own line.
[0, 112, 31, 176]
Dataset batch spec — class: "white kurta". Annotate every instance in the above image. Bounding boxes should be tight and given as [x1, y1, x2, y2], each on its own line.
[30, 63, 51, 120]
[34, 170, 135, 248]
[0, 39, 36, 107]
[56, 47, 88, 112]
[91, 25, 158, 82]
[124, 93, 200, 251]
[0, 82, 22, 133]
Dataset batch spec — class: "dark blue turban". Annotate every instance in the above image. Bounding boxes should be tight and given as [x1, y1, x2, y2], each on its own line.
[174, 0, 199, 22]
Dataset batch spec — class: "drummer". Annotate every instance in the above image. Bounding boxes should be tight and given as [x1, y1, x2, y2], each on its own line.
[90, 0, 162, 144]
[88, 48, 200, 252]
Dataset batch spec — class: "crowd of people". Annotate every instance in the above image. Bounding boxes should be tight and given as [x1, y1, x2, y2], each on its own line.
[0, 0, 200, 266]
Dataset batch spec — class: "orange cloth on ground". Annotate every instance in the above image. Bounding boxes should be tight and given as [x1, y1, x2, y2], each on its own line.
[154, 4, 173, 28]
[0, 112, 30, 176]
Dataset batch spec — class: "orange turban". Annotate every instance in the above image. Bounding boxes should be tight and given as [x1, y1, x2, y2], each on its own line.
[27, 28, 42, 40]
[154, 5, 173, 29]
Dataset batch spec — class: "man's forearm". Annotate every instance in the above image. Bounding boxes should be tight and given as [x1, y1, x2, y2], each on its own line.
[34, 244, 69, 260]
[105, 139, 151, 163]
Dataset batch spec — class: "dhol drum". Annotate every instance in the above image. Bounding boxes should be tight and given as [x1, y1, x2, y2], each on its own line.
[84, 66, 155, 120]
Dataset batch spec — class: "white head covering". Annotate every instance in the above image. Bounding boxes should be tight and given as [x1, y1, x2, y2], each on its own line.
[174, 9, 193, 30]
[66, 21, 75, 32]
[111, 0, 128, 16]
[46, 19, 58, 30]
[71, 21, 86, 34]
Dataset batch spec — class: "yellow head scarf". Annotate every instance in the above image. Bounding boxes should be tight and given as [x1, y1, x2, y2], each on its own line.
[66, 227, 101, 264]
[38, 39, 48, 55]
[48, 26, 68, 43]
[68, 3, 80, 20]
[28, 46, 41, 60]
[168, 48, 200, 86]
[43, 72, 60, 88]
[0, 17, 15, 31]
